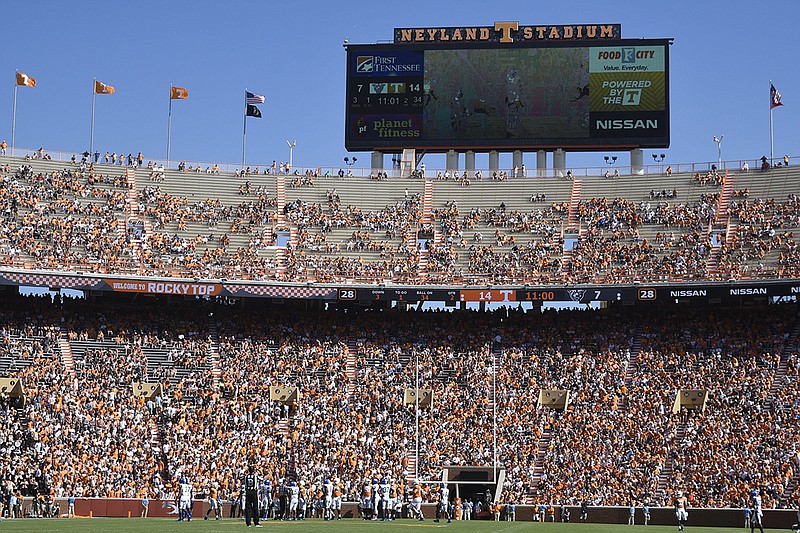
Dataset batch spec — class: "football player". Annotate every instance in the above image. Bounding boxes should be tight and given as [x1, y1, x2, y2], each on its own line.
[675, 491, 689, 531]
[178, 477, 193, 522]
[433, 483, 451, 523]
[289, 480, 300, 520]
[750, 489, 765, 533]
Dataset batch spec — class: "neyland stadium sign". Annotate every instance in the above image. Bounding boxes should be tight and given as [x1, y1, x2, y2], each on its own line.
[394, 22, 621, 44]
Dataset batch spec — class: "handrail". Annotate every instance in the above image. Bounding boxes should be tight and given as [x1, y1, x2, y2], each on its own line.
[4, 146, 796, 180]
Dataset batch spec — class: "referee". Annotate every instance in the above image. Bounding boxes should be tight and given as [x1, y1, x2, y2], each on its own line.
[243, 465, 262, 528]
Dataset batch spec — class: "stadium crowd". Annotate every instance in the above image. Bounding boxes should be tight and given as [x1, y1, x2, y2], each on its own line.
[1, 295, 798, 518]
[2, 156, 800, 284]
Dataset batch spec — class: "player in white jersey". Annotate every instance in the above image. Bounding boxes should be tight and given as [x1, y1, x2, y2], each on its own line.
[260, 479, 272, 521]
[322, 478, 334, 521]
[379, 478, 391, 521]
[750, 489, 765, 533]
[674, 491, 688, 531]
[288, 481, 300, 520]
[433, 483, 451, 523]
[178, 477, 193, 522]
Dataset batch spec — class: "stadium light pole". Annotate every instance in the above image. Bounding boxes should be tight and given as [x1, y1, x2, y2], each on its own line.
[603, 155, 617, 176]
[652, 153, 666, 174]
[287, 140, 296, 169]
[713, 135, 723, 169]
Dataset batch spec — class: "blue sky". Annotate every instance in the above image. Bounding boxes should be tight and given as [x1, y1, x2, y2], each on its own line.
[3, 0, 798, 172]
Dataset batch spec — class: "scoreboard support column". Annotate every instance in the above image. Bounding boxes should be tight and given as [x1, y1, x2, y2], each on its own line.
[371, 151, 384, 174]
[446, 149, 458, 174]
[536, 150, 547, 177]
[630, 148, 644, 175]
[465, 150, 476, 177]
[489, 150, 499, 173]
[513, 150, 524, 175]
[402, 148, 417, 176]
[554, 148, 566, 177]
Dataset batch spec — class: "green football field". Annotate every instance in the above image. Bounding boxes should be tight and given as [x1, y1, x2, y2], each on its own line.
[0, 518, 747, 533]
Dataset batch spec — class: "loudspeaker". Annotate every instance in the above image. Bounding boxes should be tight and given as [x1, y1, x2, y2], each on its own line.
[673, 389, 708, 413]
[270, 385, 298, 404]
[0, 378, 23, 397]
[538, 389, 570, 410]
[132, 382, 163, 399]
[404, 388, 433, 408]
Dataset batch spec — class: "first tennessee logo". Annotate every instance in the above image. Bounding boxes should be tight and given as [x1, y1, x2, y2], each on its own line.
[356, 56, 374, 73]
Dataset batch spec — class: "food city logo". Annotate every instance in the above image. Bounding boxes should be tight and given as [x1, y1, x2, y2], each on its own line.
[356, 55, 421, 74]
[596, 47, 657, 72]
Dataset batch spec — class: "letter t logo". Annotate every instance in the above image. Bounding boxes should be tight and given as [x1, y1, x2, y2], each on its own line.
[494, 21, 519, 43]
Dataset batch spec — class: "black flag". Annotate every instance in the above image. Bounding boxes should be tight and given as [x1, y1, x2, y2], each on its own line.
[246, 104, 262, 118]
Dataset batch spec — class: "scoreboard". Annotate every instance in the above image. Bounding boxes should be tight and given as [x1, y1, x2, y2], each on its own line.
[335, 282, 800, 305]
[345, 39, 670, 152]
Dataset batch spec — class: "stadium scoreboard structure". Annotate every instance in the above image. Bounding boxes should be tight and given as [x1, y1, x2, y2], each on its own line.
[345, 22, 671, 152]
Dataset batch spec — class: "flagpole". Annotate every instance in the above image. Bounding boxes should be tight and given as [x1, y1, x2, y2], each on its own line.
[242, 89, 248, 171]
[90, 78, 96, 156]
[11, 70, 19, 153]
[770, 107, 774, 165]
[769, 80, 774, 166]
[167, 84, 173, 168]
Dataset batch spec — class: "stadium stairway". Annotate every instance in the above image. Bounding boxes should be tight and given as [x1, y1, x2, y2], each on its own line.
[656, 423, 687, 498]
[206, 320, 222, 388]
[404, 449, 418, 484]
[275, 248, 287, 280]
[275, 173, 287, 228]
[706, 219, 739, 279]
[406, 227, 422, 279]
[565, 179, 583, 232]
[714, 171, 735, 224]
[421, 179, 434, 224]
[275, 418, 290, 437]
[124, 166, 140, 222]
[152, 412, 172, 481]
[418, 228, 444, 282]
[147, 419, 161, 459]
[57, 328, 76, 378]
[524, 429, 553, 504]
[345, 340, 358, 396]
[558, 179, 584, 281]
[618, 326, 643, 410]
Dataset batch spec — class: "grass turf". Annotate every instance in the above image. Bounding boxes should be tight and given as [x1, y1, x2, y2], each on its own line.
[0, 518, 744, 533]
